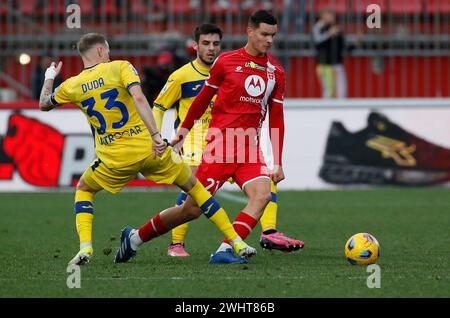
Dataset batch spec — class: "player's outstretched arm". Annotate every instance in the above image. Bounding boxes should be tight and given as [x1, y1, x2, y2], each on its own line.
[129, 85, 167, 157]
[39, 61, 62, 111]
[170, 84, 216, 152]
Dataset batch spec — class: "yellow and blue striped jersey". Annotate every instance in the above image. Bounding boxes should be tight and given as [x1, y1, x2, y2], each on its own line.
[50, 60, 152, 168]
[153, 60, 214, 165]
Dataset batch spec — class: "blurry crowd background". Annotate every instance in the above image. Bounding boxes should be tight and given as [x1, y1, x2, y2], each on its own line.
[0, 0, 449, 102]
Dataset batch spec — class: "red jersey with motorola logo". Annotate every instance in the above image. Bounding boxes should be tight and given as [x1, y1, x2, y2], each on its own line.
[202, 47, 286, 164]
[205, 47, 285, 130]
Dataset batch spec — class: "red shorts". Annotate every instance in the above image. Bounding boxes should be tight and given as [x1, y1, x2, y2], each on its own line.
[195, 162, 270, 195]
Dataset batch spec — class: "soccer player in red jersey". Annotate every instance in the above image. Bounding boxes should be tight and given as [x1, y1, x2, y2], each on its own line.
[167, 10, 304, 263]
[126, 10, 303, 264]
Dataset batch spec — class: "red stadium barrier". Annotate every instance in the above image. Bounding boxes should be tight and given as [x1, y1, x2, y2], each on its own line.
[2, 55, 448, 100]
[285, 56, 450, 98]
[426, 0, 450, 14]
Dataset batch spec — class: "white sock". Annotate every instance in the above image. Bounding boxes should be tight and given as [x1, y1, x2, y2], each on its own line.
[216, 242, 232, 253]
[130, 230, 143, 251]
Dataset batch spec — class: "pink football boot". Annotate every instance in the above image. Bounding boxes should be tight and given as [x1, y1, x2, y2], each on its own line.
[167, 243, 190, 257]
[260, 231, 305, 252]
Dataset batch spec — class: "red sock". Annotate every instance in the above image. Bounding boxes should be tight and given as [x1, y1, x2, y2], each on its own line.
[138, 213, 168, 242]
[224, 212, 258, 244]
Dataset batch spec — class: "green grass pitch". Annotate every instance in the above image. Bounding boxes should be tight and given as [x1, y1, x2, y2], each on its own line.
[0, 188, 449, 298]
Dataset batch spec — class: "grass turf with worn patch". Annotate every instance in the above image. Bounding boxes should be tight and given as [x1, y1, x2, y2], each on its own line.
[0, 188, 449, 297]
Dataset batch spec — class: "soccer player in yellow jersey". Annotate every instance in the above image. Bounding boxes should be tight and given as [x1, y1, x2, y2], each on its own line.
[154, 24, 304, 258]
[38, 33, 256, 265]
[153, 24, 218, 257]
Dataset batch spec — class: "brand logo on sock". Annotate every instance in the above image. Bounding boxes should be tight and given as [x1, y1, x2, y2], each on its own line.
[204, 203, 214, 216]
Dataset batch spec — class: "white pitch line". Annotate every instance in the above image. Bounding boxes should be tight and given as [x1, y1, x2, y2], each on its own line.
[216, 191, 248, 204]
[0, 276, 308, 282]
[2, 275, 448, 282]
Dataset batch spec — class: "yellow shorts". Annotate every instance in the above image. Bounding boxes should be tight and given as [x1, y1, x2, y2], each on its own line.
[181, 138, 205, 167]
[81, 148, 191, 194]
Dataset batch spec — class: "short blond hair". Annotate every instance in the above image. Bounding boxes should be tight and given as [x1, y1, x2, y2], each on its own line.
[77, 33, 107, 55]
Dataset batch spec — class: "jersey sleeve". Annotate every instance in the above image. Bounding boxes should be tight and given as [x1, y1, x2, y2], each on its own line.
[152, 72, 182, 131]
[152, 107, 165, 132]
[120, 61, 141, 92]
[153, 72, 182, 111]
[50, 80, 71, 106]
[271, 67, 286, 106]
[268, 68, 286, 166]
[205, 55, 225, 89]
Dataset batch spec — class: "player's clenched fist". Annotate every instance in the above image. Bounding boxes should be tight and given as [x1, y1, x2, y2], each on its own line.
[44, 61, 63, 81]
[270, 165, 285, 184]
[151, 133, 167, 158]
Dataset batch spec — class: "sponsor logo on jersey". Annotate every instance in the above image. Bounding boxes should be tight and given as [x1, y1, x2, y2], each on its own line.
[239, 96, 263, 104]
[244, 75, 266, 97]
[196, 118, 212, 125]
[245, 61, 266, 71]
[99, 125, 143, 146]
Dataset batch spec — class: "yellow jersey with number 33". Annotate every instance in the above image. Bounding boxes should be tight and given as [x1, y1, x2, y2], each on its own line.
[50, 60, 152, 168]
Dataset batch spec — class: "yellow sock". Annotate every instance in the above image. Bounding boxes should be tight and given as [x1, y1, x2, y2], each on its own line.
[74, 190, 94, 249]
[171, 192, 190, 244]
[260, 180, 278, 232]
[171, 223, 189, 244]
[187, 180, 238, 242]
